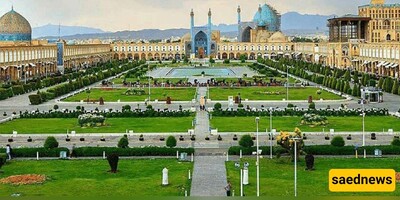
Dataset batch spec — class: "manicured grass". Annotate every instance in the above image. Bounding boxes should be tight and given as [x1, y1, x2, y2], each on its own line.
[211, 116, 400, 132]
[0, 159, 192, 196]
[63, 88, 197, 102]
[111, 77, 189, 85]
[0, 117, 194, 134]
[226, 157, 400, 196]
[209, 87, 342, 101]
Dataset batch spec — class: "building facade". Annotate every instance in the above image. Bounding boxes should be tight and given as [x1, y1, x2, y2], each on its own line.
[0, 8, 111, 82]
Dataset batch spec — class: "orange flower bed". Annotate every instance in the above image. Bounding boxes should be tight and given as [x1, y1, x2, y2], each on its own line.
[396, 172, 400, 183]
[0, 174, 46, 185]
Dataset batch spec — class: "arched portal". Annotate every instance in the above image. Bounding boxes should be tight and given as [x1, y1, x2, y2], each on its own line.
[242, 26, 252, 42]
[194, 31, 208, 58]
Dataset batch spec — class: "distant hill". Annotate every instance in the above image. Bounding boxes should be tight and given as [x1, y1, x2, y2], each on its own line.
[281, 12, 333, 31]
[33, 24, 106, 38]
[35, 12, 333, 40]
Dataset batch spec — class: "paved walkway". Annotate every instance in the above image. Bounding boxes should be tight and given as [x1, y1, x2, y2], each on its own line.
[190, 156, 228, 196]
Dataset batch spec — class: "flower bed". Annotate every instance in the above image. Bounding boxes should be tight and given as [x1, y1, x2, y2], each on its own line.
[78, 114, 105, 127]
[301, 113, 328, 127]
[0, 174, 46, 185]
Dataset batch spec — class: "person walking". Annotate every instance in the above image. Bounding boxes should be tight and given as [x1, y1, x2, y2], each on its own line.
[225, 181, 232, 196]
[5, 144, 12, 160]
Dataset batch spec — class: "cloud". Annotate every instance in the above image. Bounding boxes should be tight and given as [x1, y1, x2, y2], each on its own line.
[1, 0, 398, 31]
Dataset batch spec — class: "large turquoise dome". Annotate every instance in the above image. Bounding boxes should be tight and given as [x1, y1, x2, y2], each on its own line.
[253, 4, 281, 32]
[0, 8, 32, 41]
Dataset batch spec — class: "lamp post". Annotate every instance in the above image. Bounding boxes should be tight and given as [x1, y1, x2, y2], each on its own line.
[362, 100, 366, 158]
[293, 137, 301, 197]
[269, 108, 273, 159]
[286, 65, 289, 102]
[148, 64, 151, 104]
[255, 117, 260, 197]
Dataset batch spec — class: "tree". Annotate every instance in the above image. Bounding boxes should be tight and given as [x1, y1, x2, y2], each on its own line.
[117, 136, 129, 148]
[239, 135, 254, 148]
[86, 89, 91, 104]
[44, 136, 59, 149]
[392, 80, 399, 95]
[352, 84, 359, 97]
[53, 105, 59, 110]
[378, 77, 384, 89]
[239, 54, 247, 63]
[352, 71, 359, 84]
[344, 70, 351, 82]
[344, 81, 350, 95]
[276, 128, 303, 161]
[166, 136, 177, 148]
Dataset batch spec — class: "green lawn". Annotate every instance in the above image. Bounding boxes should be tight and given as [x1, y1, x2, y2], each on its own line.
[226, 157, 400, 196]
[211, 116, 400, 132]
[209, 87, 342, 101]
[0, 117, 194, 134]
[0, 159, 192, 196]
[112, 77, 189, 85]
[64, 88, 197, 102]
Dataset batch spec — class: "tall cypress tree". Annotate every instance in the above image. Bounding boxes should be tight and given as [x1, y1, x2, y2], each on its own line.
[378, 77, 384, 89]
[392, 80, 399, 95]
[344, 70, 351, 81]
[353, 71, 359, 84]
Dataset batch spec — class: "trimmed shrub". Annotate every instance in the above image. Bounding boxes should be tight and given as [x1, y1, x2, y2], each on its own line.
[391, 138, 400, 146]
[107, 153, 119, 173]
[331, 136, 345, 147]
[44, 136, 59, 149]
[308, 102, 316, 110]
[0, 153, 6, 169]
[117, 136, 129, 148]
[28, 94, 42, 105]
[214, 103, 222, 111]
[11, 85, 25, 95]
[166, 136, 177, 148]
[239, 135, 254, 148]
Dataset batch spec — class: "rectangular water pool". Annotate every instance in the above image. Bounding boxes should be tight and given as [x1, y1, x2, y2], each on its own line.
[168, 68, 235, 77]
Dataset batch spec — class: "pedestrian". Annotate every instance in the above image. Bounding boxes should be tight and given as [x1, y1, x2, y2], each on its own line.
[5, 144, 12, 160]
[225, 181, 232, 196]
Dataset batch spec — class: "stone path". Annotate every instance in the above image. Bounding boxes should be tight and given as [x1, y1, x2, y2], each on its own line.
[190, 86, 228, 196]
[190, 155, 228, 196]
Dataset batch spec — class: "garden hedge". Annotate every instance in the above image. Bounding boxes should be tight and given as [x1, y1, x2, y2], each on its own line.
[73, 147, 194, 157]
[0, 148, 69, 157]
[229, 145, 400, 155]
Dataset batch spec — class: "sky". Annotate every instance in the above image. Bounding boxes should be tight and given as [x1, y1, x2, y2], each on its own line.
[1, 0, 399, 31]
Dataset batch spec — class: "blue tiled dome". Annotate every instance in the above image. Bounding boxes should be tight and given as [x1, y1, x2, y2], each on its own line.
[253, 4, 280, 32]
[0, 8, 32, 41]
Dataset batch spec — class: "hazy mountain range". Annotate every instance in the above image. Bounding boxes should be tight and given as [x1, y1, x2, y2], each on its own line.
[33, 12, 334, 40]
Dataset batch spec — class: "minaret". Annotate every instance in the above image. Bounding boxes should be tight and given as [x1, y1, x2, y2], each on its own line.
[190, 9, 195, 55]
[207, 8, 212, 57]
[237, 5, 241, 42]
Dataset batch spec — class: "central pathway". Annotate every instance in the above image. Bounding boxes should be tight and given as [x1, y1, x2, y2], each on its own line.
[190, 155, 228, 196]
[190, 86, 228, 196]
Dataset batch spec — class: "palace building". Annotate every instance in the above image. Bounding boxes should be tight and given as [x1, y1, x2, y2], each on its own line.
[0, 7, 111, 82]
[1, 0, 400, 81]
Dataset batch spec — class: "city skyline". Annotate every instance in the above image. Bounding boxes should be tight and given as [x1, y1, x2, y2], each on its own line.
[1, 0, 399, 32]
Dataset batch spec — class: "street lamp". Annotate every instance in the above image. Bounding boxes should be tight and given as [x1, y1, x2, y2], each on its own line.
[286, 65, 289, 102]
[255, 117, 260, 197]
[148, 65, 151, 104]
[269, 108, 273, 159]
[361, 100, 366, 158]
[293, 137, 301, 197]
